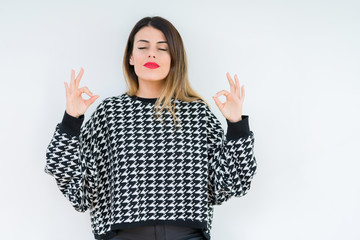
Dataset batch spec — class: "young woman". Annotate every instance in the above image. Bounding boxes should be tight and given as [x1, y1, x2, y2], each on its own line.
[45, 16, 257, 240]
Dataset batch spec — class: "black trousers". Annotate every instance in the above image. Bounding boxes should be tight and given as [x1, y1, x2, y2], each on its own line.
[109, 223, 206, 240]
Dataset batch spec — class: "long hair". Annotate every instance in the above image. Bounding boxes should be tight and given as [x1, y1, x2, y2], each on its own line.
[123, 16, 210, 131]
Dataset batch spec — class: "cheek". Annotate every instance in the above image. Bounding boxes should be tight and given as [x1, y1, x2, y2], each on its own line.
[132, 52, 142, 63]
[133, 49, 148, 61]
[164, 55, 171, 67]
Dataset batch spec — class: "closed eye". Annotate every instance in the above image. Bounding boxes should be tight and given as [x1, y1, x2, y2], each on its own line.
[137, 47, 167, 51]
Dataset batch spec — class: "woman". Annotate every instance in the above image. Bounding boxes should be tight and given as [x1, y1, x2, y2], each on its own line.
[45, 16, 257, 240]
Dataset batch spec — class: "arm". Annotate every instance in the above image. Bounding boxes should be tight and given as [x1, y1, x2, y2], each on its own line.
[206, 105, 257, 206]
[44, 102, 106, 212]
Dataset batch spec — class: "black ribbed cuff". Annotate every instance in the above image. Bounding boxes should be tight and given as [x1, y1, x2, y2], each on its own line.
[226, 115, 250, 140]
[59, 110, 84, 137]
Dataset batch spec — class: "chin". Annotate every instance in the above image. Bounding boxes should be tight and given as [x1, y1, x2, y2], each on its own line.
[137, 73, 168, 82]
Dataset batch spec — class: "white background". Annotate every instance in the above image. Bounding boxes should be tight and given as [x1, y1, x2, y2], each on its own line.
[1, 0, 359, 239]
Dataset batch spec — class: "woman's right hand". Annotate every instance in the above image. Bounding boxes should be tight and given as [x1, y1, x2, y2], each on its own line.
[64, 67, 100, 118]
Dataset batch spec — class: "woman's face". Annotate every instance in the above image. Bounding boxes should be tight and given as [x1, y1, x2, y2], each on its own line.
[130, 26, 171, 84]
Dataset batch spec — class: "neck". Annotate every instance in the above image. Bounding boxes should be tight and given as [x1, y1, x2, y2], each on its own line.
[136, 78, 165, 98]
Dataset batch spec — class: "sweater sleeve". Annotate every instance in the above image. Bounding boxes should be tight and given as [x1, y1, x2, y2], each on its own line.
[205, 105, 257, 206]
[44, 102, 107, 212]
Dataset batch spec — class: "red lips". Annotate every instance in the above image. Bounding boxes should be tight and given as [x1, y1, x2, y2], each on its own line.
[144, 62, 160, 69]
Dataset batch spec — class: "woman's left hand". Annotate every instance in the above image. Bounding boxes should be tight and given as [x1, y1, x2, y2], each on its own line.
[212, 72, 245, 123]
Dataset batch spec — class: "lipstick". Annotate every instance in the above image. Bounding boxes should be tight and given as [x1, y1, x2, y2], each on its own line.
[144, 62, 160, 69]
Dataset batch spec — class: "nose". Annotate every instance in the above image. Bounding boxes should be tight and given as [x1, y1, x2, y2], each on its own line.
[148, 47, 157, 58]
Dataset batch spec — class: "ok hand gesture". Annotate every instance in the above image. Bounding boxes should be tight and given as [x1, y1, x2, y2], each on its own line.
[64, 67, 99, 118]
[212, 72, 245, 123]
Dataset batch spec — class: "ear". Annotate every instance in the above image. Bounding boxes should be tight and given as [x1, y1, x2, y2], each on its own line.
[129, 54, 134, 65]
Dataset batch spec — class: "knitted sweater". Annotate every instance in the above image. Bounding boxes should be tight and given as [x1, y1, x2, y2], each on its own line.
[44, 93, 257, 240]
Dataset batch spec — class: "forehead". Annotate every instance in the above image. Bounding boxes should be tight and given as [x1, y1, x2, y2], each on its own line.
[134, 26, 167, 42]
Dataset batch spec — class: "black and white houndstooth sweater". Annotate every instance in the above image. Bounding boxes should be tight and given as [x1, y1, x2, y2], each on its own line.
[44, 92, 257, 240]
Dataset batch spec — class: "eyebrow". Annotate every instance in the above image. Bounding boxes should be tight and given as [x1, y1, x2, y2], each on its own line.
[136, 40, 168, 44]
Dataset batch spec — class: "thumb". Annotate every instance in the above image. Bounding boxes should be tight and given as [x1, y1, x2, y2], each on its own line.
[85, 95, 99, 107]
[212, 96, 224, 112]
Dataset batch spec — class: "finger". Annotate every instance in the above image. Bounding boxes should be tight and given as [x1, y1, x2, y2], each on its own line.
[70, 69, 75, 91]
[234, 74, 240, 97]
[226, 72, 236, 94]
[212, 96, 224, 111]
[214, 89, 230, 98]
[64, 82, 69, 98]
[85, 95, 100, 107]
[75, 67, 84, 89]
[240, 85, 245, 102]
[78, 86, 94, 96]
